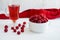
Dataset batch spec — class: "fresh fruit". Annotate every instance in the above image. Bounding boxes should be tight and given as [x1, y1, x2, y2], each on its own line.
[21, 27, 24, 29]
[4, 29, 8, 32]
[29, 14, 48, 23]
[18, 24, 21, 27]
[17, 31, 21, 35]
[13, 29, 16, 32]
[22, 25, 25, 28]
[4, 25, 8, 28]
[23, 22, 26, 24]
[21, 29, 24, 32]
[11, 27, 14, 30]
[15, 26, 19, 30]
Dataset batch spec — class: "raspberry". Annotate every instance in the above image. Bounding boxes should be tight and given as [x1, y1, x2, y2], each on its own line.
[4, 29, 8, 32]
[38, 20, 42, 23]
[13, 29, 16, 32]
[17, 31, 21, 35]
[11, 27, 14, 30]
[22, 25, 25, 28]
[4, 25, 8, 28]
[15, 26, 19, 30]
[21, 27, 24, 29]
[29, 15, 48, 23]
[21, 29, 24, 32]
[18, 24, 21, 27]
[23, 22, 26, 24]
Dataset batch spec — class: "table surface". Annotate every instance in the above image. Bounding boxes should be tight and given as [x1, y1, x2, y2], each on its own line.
[0, 18, 60, 40]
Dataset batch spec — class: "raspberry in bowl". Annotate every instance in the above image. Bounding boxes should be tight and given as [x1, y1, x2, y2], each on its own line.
[29, 14, 48, 33]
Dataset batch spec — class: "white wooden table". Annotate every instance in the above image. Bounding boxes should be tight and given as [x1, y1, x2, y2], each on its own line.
[0, 18, 60, 40]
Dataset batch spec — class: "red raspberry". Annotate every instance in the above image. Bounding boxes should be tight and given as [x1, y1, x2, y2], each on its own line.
[4, 25, 8, 28]
[21, 27, 22, 29]
[22, 25, 25, 28]
[11, 27, 14, 30]
[38, 20, 42, 23]
[13, 29, 16, 32]
[17, 31, 21, 35]
[21, 27, 24, 29]
[15, 26, 19, 30]
[4, 29, 8, 32]
[29, 15, 48, 23]
[18, 24, 21, 27]
[21, 29, 24, 32]
[23, 22, 26, 24]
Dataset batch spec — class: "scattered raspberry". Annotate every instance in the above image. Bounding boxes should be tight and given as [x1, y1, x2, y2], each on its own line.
[4, 29, 8, 32]
[15, 26, 19, 30]
[18, 24, 21, 27]
[21, 27, 24, 29]
[13, 29, 16, 32]
[22, 25, 25, 28]
[21, 29, 24, 32]
[11, 27, 14, 30]
[23, 22, 26, 24]
[17, 31, 21, 35]
[4, 25, 8, 28]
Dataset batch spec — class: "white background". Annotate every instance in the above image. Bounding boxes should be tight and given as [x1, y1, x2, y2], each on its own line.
[0, 0, 60, 14]
[0, 0, 60, 40]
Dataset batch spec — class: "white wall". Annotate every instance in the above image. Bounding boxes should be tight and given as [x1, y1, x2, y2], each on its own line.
[43, 0, 60, 8]
[0, 0, 12, 14]
[0, 0, 43, 13]
[0, 0, 60, 14]
[20, 0, 43, 12]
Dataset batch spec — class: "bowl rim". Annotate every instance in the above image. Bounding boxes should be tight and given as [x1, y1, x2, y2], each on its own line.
[29, 21, 48, 24]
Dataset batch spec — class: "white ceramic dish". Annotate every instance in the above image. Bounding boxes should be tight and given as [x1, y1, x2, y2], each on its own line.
[29, 21, 48, 33]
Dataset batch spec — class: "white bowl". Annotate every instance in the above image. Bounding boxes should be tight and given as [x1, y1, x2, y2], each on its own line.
[29, 21, 48, 33]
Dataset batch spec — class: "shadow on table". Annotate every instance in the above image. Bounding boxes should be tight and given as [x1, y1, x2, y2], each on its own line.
[23, 28, 44, 35]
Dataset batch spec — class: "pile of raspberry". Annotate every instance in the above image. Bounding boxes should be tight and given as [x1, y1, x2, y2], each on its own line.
[29, 14, 48, 23]
[4, 22, 26, 35]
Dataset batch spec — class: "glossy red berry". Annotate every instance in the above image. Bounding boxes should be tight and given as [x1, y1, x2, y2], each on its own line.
[22, 25, 25, 28]
[4, 29, 8, 32]
[18, 24, 21, 27]
[13, 29, 16, 32]
[11, 27, 14, 30]
[17, 31, 21, 35]
[23, 22, 26, 24]
[29, 15, 48, 23]
[16, 26, 19, 30]
[21, 29, 24, 32]
[21, 27, 24, 29]
[4, 25, 8, 28]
